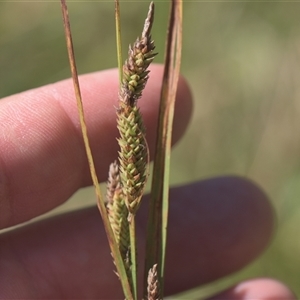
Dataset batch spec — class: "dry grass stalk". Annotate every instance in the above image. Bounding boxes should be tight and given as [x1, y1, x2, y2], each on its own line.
[60, 1, 158, 298]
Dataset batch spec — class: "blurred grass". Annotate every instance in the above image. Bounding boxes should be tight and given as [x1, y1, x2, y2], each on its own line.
[1, 1, 300, 298]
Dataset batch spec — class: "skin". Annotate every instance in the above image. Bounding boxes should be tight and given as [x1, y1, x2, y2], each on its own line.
[0, 64, 296, 299]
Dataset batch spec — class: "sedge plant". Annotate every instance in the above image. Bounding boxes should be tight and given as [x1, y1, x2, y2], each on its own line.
[60, 1, 182, 299]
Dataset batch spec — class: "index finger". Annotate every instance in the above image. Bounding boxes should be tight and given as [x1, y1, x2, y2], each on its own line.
[0, 64, 192, 229]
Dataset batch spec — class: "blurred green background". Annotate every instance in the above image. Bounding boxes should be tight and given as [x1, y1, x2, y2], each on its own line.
[1, 1, 300, 298]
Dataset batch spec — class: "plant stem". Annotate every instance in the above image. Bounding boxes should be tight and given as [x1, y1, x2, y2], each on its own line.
[129, 215, 138, 300]
[115, 0, 123, 85]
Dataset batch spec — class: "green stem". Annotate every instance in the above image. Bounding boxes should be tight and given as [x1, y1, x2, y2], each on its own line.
[115, 0, 123, 85]
[129, 214, 138, 300]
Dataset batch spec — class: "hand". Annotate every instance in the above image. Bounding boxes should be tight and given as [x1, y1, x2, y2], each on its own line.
[0, 64, 295, 299]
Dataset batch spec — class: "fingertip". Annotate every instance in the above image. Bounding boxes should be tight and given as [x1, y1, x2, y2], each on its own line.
[209, 278, 296, 300]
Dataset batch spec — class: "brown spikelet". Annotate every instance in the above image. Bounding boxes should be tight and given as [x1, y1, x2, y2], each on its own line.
[119, 1, 156, 107]
[106, 162, 130, 258]
[147, 264, 160, 300]
[106, 160, 121, 205]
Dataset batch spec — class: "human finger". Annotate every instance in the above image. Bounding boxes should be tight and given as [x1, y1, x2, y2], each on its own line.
[0, 177, 274, 299]
[151, 177, 275, 295]
[208, 278, 296, 300]
[0, 64, 192, 229]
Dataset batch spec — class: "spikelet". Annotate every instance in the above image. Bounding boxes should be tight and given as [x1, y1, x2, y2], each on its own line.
[118, 2, 156, 215]
[119, 2, 156, 107]
[146, 264, 160, 300]
[106, 160, 121, 205]
[106, 162, 130, 261]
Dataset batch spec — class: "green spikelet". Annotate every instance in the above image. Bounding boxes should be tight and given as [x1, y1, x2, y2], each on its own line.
[106, 162, 130, 259]
[117, 104, 148, 214]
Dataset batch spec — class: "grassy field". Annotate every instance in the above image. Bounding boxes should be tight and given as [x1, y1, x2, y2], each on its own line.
[1, 1, 300, 297]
